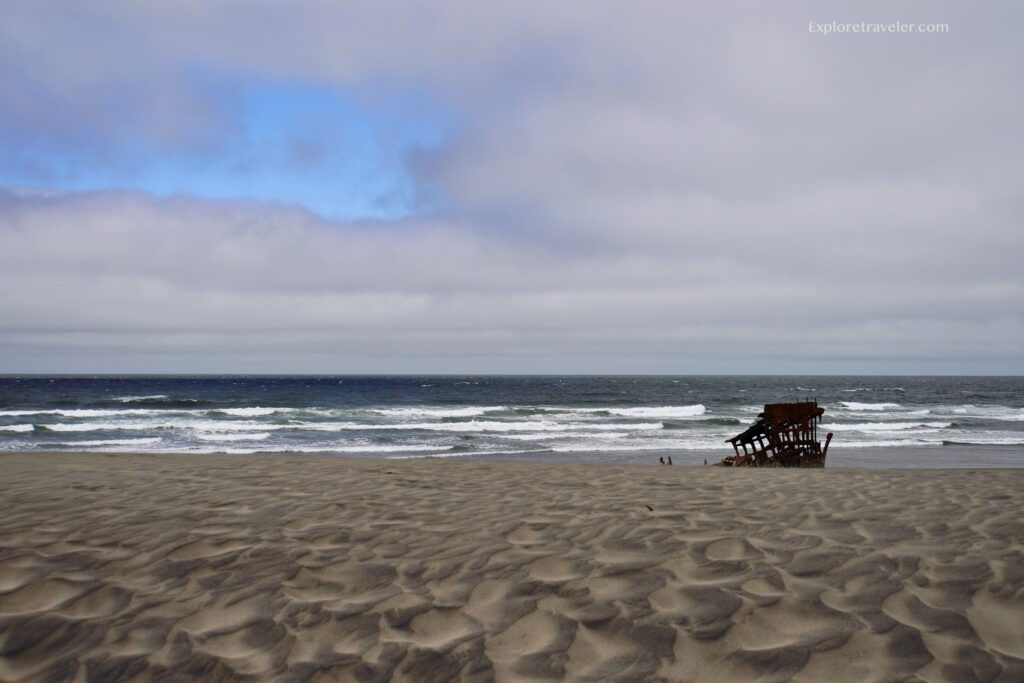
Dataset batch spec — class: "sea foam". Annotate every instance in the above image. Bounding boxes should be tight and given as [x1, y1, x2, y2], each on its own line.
[840, 402, 902, 411]
[824, 422, 952, 432]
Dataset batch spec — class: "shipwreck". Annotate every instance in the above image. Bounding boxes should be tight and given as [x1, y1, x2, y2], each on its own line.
[718, 401, 833, 468]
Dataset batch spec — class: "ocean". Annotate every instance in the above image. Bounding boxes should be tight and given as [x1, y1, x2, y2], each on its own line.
[1, 375, 1022, 467]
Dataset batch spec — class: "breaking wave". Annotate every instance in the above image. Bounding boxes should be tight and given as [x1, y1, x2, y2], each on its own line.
[824, 422, 952, 432]
[68, 438, 163, 447]
[372, 406, 507, 418]
[213, 407, 283, 417]
[839, 402, 902, 411]
[196, 432, 272, 442]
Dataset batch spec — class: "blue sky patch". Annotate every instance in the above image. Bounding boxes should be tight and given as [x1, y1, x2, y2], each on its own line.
[0, 75, 449, 220]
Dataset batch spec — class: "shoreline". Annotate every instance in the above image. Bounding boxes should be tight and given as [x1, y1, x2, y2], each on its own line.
[3, 441, 1023, 469]
[2, 451, 1023, 680]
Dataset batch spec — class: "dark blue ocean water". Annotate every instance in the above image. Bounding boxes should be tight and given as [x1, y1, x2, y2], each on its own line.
[1, 376, 1022, 467]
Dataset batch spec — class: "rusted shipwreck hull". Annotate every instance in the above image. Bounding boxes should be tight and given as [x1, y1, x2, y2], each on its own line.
[718, 401, 834, 468]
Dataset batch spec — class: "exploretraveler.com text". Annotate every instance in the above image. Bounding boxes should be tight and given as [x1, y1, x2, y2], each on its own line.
[809, 21, 949, 35]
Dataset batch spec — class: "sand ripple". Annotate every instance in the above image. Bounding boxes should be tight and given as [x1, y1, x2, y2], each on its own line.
[1, 453, 1023, 681]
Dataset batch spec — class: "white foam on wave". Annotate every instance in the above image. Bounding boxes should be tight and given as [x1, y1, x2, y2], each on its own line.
[940, 405, 1024, 421]
[72, 438, 164, 446]
[214, 407, 281, 417]
[196, 432, 272, 442]
[114, 395, 169, 402]
[608, 405, 706, 418]
[35, 418, 285, 433]
[840, 402, 902, 411]
[301, 420, 664, 433]
[189, 420, 289, 432]
[942, 437, 1024, 446]
[174, 443, 452, 455]
[331, 444, 453, 453]
[830, 439, 944, 448]
[1, 424, 34, 432]
[371, 406, 507, 418]
[550, 437, 720, 452]
[503, 431, 629, 441]
[824, 422, 952, 432]
[38, 421, 178, 432]
[0, 408, 188, 418]
[54, 408, 165, 418]
[558, 405, 706, 418]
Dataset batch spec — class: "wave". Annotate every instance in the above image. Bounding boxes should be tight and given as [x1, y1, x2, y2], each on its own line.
[34, 421, 170, 432]
[181, 444, 455, 455]
[0, 424, 34, 432]
[196, 432, 272, 442]
[0, 408, 176, 418]
[331, 444, 456, 453]
[944, 406, 1024, 422]
[549, 438, 722, 452]
[663, 417, 741, 429]
[942, 438, 1024, 446]
[829, 439, 944, 448]
[824, 422, 952, 432]
[114, 395, 169, 402]
[212, 407, 283, 417]
[34, 419, 276, 433]
[502, 431, 629, 441]
[24, 418, 658, 435]
[554, 405, 706, 418]
[607, 405, 706, 418]
[371, 406, 507, 418]
[68, 438, 163, 447]
[300, 420, 665, 433]
[839, 402, 902, 411]
[191, 420, 290, 432]
[51, 408, 164, 418]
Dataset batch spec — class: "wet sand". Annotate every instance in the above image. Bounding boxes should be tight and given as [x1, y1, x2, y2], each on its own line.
[1, 452, 1023, 682]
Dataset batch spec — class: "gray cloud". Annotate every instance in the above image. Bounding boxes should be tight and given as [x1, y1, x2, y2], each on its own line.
[1, 1, 1021, 373]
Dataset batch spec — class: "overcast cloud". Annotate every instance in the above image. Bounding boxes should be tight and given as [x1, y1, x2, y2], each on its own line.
[1, 1, 1021, 374]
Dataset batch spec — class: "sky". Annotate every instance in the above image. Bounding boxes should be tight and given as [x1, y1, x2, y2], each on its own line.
[0, 1, 1021, 374]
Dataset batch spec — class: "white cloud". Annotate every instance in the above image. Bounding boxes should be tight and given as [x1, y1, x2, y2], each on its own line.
[0, 1, 1021, 372]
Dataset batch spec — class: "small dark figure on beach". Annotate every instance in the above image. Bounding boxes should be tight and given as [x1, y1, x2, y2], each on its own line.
[667, 456, 673, 466]
[659, 456, 665, 465]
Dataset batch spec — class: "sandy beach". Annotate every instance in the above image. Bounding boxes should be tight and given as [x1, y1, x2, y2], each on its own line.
[1, 453, 1023, 682]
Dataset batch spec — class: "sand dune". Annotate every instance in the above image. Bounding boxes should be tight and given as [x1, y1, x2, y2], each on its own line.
[1, 452, 1023, 682]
